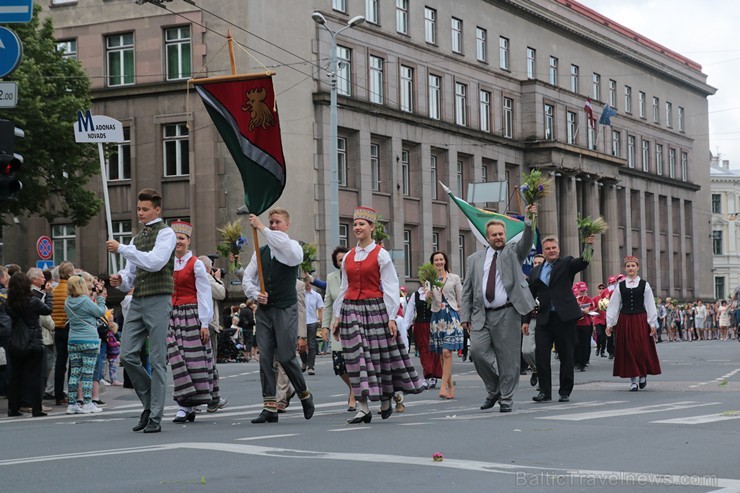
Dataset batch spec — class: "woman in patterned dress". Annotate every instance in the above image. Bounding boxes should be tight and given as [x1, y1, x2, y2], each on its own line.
[426, 251, 463, 399]
[332, 207, 424, 424]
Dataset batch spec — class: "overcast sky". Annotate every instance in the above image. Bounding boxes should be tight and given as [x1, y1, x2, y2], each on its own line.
[578, 0, 739, 167]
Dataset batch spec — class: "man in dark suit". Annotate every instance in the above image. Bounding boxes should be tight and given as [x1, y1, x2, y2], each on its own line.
[527, 234, 595, 403]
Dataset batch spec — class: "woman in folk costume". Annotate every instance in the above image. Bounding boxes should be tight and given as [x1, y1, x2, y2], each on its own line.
[605, 256, 662, 391]
[166, 221, 219, 423]
[332, 207, 424, 424]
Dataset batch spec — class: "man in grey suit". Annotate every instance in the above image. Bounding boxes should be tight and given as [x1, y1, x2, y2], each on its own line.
[461, 205, 536, 413]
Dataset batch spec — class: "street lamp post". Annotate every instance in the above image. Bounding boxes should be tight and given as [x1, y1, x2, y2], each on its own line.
[312, 12, 365, 250]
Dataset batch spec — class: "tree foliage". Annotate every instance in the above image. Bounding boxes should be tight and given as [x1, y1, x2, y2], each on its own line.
[0, 5, 101, 225]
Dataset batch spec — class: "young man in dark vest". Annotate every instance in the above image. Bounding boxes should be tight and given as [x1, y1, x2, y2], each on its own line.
[242, 207, 315, 423]
[107, 188, 176, 433]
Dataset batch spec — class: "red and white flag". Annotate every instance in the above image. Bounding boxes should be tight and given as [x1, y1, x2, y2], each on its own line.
[584, 98, 595, 129]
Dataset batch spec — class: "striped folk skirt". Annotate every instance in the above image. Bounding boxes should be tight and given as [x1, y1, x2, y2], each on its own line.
[339, 297, 424, 401]
[167, 303, 220, 407]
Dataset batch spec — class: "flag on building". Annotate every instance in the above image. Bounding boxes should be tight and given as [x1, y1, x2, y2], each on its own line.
[599, 103, 618, 126]
[584, 97, 595, 129]
[193, 74, 286, 216]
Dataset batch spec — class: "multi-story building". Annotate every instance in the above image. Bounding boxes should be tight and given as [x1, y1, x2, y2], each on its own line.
[8, 0, 714, 299]
[710, 157, 740, 300]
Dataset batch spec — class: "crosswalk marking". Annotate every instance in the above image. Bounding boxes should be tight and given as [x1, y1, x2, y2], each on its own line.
[652, 413, 740, 425]
[538, 401, 722, 421]
[236, 434, 298, 441]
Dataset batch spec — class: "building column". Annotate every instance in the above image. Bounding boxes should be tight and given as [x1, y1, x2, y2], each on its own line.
[447, 148, 461, 262]
[559, 175, 579, 257]
[390, 137, 406, 277]
[419, 143, 433, 262]
[677, 197, 686, 300]
[584, 179, 602, 289]
[540, 172, 559, 239]
[603, 184, 620, 280]
[638, 187, 647, 266]
[650, 192, 661, 295]
[623, 186, 633, 258]
[666, 197, 675, 299]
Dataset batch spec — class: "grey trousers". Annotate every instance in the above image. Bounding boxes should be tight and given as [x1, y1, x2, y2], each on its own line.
[276, 363, 293, 405]
[522, 319, 537, 371]
[120, 295, 171, 425]
[470, 306, 522, 406]
[256, 304, 307, 402]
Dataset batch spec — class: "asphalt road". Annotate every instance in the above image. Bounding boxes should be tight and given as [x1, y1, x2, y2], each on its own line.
[1, 339, 739, 493]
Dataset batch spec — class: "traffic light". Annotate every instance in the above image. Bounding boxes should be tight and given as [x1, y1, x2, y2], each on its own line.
[0, 119, 23, 201]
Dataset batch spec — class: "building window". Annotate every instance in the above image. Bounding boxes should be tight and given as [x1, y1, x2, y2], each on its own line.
[653, 97, 660, 124]
[544, 103, 554, 139]
[678, 106, 685, 132]
[451, 17, 463, 54]
[456, 160, 464, 197]
[366, 0, 379, 24]
[611, 130, 621, 157]
[424, 7, 437, 44]
[592, 73, 601, 100]
[608, 79, 617, 107]
[107, 127, 131, 180]
[627, 135, 636, 168]
[587, 126, 596, 151]
[338, 223, 349, 247]
[401, 149, 410, 196]
[481, 164, 488, 182]
[430, 155, 438, 200]
[432, 232, 439, 253]
[400, 65, 414, 112]
[570, 64, 579, 93]
[638, 91, 646, 118]
[566, 111, 576, 145]
[428, 74, 441, 120]
[526, 47, 536, 79]
[480, 90, 491, 132]
[455, 82, 467, 126]
[641, 139, 650, 172]
[712, 194, 721, 214]
[681, 151, 688, 182]
[458, 235, 466, 278]
[403, 229, 412, 278]
[548, 56, 558, 85]
[165, 26, 191, 81]
[57, 39, 77, 59]
[337, 137, 347, 187]
[369, 55, 384, 104]
[476, 27, 487, 62]
[503, 97, 513, 138]
[333, 0, 346, 12]
[163, 123, 189, 177]
[110, 220, 132, 272]
[52, 224, 76, 263]
[624, 85, 632, 114]
[665, 102, 673, 128]
[106, 33, 134, 87]
[715, 276, 726, 299]
[370, 143, 380, 192]
[337, 46, 351, 96]
[713, 231, 723, 256]
[396, 0, 408, 34]
[499, 36, 509, 70]
[669, 148, 676, 178]
[656, 144, 664, 176]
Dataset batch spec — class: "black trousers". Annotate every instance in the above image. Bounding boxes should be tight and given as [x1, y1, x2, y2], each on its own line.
[595, 324, 607, 354]
[535, 312, 577, 398]
[574, 324, 592, 369]
[8, 347, 44, 414]
[53, 328, 69, 401]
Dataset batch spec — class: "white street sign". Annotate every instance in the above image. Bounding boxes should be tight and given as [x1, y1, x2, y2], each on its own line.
[74, 110, 124, 143]
[0, 81, 17, 108]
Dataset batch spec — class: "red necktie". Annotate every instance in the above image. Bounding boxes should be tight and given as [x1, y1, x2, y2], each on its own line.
[486, 251, 498, 303]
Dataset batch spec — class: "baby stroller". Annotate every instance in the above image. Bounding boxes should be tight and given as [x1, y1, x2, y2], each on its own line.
[218, 327, 248, 363]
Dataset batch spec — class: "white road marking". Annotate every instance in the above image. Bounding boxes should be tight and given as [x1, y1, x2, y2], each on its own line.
[538, 401, 722, 421]
[429, 401, 628, 421]
[235, 434, 299, 441]
[652, 413, 740, 425]
[397, 422, 430, 426]
[327, 427, 372, 432]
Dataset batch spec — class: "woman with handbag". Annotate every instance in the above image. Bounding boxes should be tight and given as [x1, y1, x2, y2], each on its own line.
[6, 272, 53, 417]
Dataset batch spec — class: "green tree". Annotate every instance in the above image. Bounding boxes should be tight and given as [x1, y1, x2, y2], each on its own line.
[0, 5, 101, 225]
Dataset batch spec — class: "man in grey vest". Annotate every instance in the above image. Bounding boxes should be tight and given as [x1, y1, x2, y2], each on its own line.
[242, 207, 314, 424]
[108, 188, 176, 433]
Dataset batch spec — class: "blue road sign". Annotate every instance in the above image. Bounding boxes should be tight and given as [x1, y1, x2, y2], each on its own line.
[0, 27, 22, 78]
[36, 260, 54, 271]
[0, 1, 33, 23]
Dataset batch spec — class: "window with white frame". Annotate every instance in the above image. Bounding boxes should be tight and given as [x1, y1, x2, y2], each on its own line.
[401, 149, 410, 196]
[480, 90, 491, 132]
[549, 56, 558, 85]
[566, 111, 577, 145]
[106, 33, 134, 87]
[592, 73, 601, 100]
[570, 64, 579, 93]
[52, 224, 76, 263]
[109, 220, 132, 272]
[456, 160, 464, 197]
[403, 229, 412, 277]
[163, 123, 189, 176]
[337, 46, 351, 96]
[424, 7, 437, 44]
[715, 276, 726, 299]
[713, 231, 723, 256]
[611, 130, 621, 157]
[712, 194, 721, 214]
[476, 27, 487, 62]
[499, 36, 509, 70]
[57, 39, 77, 59]
[681, 151, 688, 181]
[678, 106, 685, 132]
[333, 0, 346, 12]
[544, 103, 554, 139]
[587, 125, 596, 150]
[370, 143, 380, 191]
[337, 137, 347, 187]
[338, 223, 349, 247]
[627, 135, 636, 168]
[669, 148, 676, 178]
[107, 127, 131, 180]
[526, 47, 536, 79]
[503, 97, 513, 138]
[428, 74, 441, 120]
[366, 0, 379, 24]
[665, 101, 673, 128]
[652, 96, 660, 124]
[481, 164, 488, 182]
[369, 55, 384, 104]
[455, 82, 467, 126]
[656, 144, 664, 175]
[400, 65, 414, 112]
[432, 231, 439, 253]
[165, 26, 191, 81]
[430, 155, 438, 200]
[396, 0, 408, 34]
[641, 139, 650, 172]
[458, 235, 466, 278]
[608, 79, 617, 107]
[638, 91, 646, 118]
[624, 85, 632, 114]
[451, 17, 463, 54]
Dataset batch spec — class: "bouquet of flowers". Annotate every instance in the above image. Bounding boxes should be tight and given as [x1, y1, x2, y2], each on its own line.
[418, 262, 444, 307]
[598, 297, 610, 312]
[300, 242, 317, 275]
[519, 169, 553, 232]
[373, 214, 390, 245]
[577, 214, 608, 262]
[216, 220, 248, 273]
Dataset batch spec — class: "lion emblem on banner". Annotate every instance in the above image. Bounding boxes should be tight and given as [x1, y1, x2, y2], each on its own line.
[242, 88, 275, 131]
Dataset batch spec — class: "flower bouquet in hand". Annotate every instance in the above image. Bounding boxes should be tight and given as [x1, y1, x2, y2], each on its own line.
[519, 169, 553, 232]
[216, 220, 248, 273]
[300, 242, 317, 275]
[418, 262, 444, 307]
[577, 214, 608, 262]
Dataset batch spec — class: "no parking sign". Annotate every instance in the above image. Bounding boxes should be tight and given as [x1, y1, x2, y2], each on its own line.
[36, 235, 53, 260]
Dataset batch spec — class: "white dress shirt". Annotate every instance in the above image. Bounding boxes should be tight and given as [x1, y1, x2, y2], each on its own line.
[606, 276, 658, 328]
[242, 228, 303, 300]
[174, 251, 213, 329]
[116, 218, 177, 292]
[305, 289, 324, 324]
[481, 247, 508, 309]
[403, 287, 426, 328]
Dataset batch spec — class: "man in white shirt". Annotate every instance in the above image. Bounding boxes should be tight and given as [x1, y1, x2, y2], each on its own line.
[301, 282, 323, 375]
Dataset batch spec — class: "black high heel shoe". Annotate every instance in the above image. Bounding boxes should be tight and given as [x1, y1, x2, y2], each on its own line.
[173, 411, 196, 423]
[187, 411, 196, 422]
[380, 403, 393, 420]
[347, 411, 371, 424]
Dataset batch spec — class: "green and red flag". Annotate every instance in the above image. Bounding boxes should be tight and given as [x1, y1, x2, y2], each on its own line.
[193, 73, 285, 215]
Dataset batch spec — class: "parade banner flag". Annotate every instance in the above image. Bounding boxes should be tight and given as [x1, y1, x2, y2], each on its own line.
[193, 74, 286, 216]
[599, 103, 618, 126]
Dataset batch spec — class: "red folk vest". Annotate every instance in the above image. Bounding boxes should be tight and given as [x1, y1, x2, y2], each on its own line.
[344, 244, 384, 300]
[172, 256, 198, 307]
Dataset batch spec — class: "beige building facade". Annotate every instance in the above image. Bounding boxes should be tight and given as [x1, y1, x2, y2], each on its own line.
[710, 157, 740, 301]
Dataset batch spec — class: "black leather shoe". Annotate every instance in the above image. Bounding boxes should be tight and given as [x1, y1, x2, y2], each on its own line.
[380, 402, 393, 420]
[480, 393, 501, 410]
[133, 409, 151, 432]
[251, 409, 278, 424]
[529, 373, 538, 387]
[143, 420, 161, 433]
[499, 403, 512, 413]
[639, 378, 647, 390]
[532, 392, 552, 402]
[300, 393, 315, 420]
[347, 411, 372, 424]
[7, 410, 22, 417]
[558, 395, 570, 402]
[172, 411, 196, 423]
